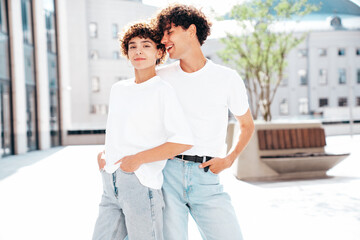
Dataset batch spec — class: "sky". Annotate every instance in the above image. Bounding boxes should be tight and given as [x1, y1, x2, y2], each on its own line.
[142, 0, 360, 16]
[142, 0, 245, 16]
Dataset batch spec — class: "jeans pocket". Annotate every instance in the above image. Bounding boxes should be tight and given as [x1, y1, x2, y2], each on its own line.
[208, 169, 219, 176]
[119, 168, 134, 175]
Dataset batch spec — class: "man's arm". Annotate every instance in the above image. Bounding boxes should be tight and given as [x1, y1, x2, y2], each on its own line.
[116, 142, 192, 172]
[199, 109, 254, 174]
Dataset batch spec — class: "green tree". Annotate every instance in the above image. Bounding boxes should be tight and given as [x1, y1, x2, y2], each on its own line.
[218, 0, 319, 121]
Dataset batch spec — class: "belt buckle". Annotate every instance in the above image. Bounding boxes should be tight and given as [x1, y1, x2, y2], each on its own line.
[203, 156, 210, 172]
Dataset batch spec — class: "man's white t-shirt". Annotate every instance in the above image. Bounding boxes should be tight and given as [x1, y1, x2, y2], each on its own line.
[156, 60, 249, 158]
[104, 76, 194, 189]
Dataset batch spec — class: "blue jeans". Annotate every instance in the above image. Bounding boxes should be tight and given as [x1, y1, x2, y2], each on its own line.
[92, 169, 164, 240]
[163, 157, 243, 240]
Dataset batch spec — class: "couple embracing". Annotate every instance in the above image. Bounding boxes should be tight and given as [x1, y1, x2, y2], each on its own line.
[93, 4, 254, 240]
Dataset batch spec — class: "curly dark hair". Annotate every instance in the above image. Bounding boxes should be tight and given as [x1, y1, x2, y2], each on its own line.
[155, 4, 212, 46]
[119, 22, 166, 65]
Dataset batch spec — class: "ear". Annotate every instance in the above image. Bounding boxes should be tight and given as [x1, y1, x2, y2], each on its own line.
[156, 48, 164, 62]
[188, 24, 197, 38]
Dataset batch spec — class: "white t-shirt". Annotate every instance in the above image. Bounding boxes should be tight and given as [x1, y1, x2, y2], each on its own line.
[104, 76, 194, 189]
[156, 60, 249, 158]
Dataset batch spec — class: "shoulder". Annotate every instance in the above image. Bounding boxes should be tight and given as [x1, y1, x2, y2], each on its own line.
[156, 61, 179, 76]
[155, 76, 176, 92]
[111, 78, 134, 90]
[208, 61, 239, 78]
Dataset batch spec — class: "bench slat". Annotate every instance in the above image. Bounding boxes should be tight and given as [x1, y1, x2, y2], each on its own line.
[258, 128, 326, 150]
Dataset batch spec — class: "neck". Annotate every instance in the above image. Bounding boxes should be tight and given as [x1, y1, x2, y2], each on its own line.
[134, 67, 157, 84]
[179, 45, 207, 73]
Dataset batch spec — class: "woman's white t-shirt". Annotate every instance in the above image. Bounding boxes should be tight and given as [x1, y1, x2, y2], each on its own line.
[104, 76, 194, 189]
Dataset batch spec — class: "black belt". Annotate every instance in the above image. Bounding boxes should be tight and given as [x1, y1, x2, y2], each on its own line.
[175, 155, 213, 172]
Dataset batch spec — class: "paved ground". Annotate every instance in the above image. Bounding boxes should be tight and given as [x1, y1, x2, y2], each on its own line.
[0, 135, 359, 240]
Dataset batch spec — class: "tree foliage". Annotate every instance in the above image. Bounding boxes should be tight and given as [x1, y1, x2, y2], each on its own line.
[218, 0, 319, 121]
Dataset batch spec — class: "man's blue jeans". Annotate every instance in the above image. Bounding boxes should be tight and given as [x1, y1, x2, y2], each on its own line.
[162, 157, 243, 240]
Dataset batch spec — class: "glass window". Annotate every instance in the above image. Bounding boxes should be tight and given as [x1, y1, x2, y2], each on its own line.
[298, 49, 307, 58]
[356, 97, 360, 106]
[279, 99, 288, 115]
[319, 69, 327, 85]
[338, 97, 347, 107]
[21, 0, 34, 45]
[117, 76, 127, 82]
[356, 49, 360, 56]
[112, 51, 119, 59]
[0, 81, 13, 156]
[319, 98, 328, 107]
[338, 48, 346, 56]
[338, 69, 346, 84]
[89, 22, 97, 38]
[318, 48, 326, 57]
[112, 23, 118, 39]
[299, 98, 309, 115]
[90, 50, 98, 59]
[298, 69, 307, 85]
[92, 77, 100, 92]
[357, 69, 360, 84]
[0, 0, 8, 33]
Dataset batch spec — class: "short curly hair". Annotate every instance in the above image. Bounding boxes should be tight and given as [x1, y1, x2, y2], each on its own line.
[119, 22, 166, 65]
[155, 4, 212, 46]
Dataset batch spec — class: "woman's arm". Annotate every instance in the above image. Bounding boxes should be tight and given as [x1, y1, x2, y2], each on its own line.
[115, 142, 192, 172]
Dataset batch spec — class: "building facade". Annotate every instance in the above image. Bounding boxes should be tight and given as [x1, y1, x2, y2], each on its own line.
[0, 0, 155, 158]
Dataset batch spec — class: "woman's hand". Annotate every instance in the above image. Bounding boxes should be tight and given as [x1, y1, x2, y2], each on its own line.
[97, 151, 106, 170]
[115, 154, 143, 173]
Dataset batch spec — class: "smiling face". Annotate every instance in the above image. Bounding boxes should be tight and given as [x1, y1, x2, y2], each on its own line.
[161, 24, 192, 60]
[127, 37, 162, 70]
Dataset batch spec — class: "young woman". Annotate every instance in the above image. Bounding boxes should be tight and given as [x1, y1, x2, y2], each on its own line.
[92, 22, 194, 240]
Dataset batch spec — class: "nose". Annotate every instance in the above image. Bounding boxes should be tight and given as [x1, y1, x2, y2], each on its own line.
[136, 48, 142, 55]
[161, 34, 168, 45]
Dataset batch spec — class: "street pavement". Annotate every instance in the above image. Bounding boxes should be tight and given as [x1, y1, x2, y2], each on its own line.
[0, 135, 359, 240]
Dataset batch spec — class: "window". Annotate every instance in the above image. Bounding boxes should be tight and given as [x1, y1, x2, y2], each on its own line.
[90, 104, 107, 114]
[89, 22, 97, 38]
[112, 51, 119, 59]
[90, 50, 98, 59]
[319, 69, 327, 85]
[338, 97, 347, 107]
[338, 69, 346, 84]
[280, 78, 288, 86]
[357, 97, 360, 106]
[112, 24, 118, 39]
[356, 49, 360, 56]
[0, 0, 8, 33]
[338, 48, 345, 56]
[298, 69, 307, 85]
[279, 99, 289, 115]
[357, 69, 360, 84]
[91, 77, 100, 92]
[319, 98, 328, 107]
[298, 49, 307, 58]
[318, 48, 327, 57]
[116, 76, 127, 82]
[299, 98, 309, 115]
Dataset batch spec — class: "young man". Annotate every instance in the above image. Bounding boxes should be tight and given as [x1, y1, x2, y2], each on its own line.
[155, 4, 255, 240]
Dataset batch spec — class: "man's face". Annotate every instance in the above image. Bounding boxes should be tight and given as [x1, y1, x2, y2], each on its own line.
[161, 24, 191, 59]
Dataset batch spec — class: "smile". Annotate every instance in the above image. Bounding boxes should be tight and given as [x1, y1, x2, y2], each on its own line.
[134, 58, 146, 61]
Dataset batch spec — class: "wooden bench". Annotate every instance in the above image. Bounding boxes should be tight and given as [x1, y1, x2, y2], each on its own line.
[230, 122, 350, 181]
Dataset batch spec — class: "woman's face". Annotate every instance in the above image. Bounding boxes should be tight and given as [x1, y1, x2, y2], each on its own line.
[128, 37, 161, 70]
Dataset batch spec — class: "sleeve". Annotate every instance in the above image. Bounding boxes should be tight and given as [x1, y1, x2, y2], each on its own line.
[227, 70, 249, 116]
[161, 85, 194, 145]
